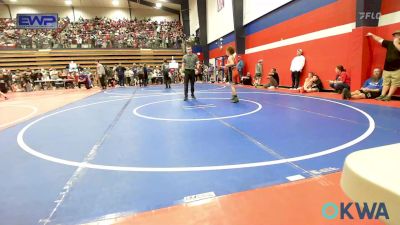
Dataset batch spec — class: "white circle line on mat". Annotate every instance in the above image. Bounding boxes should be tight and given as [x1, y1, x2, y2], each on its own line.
[132, 98, 262, 121]
[16, 92, 375, 172]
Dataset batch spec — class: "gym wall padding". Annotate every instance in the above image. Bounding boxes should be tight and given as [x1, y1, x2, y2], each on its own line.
[207, 0, 400, 93]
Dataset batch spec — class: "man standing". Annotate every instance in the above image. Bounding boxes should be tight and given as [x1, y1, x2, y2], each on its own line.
[162, 59, 171, 89]
[68, 60, 78, 76]
[0, 71, 9, 99]
[115, 63, 126, 87]
[96, 61, 107, 90]
[367, 30, 400, 101]
[181, 46, 199, 101]
[236, 55, 244, 79]
[143, 64, 148, 87]
[254, 59, 263, 86]
[290, 49, 306, 89]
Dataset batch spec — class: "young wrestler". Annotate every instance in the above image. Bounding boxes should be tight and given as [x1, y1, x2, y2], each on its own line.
[225, 46, 239, 103]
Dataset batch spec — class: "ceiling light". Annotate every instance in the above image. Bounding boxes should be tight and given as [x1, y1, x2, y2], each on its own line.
[65, 0, 72, 5]
[112, 0, 119, 6]
[10, 0, 17, 2]
[155, 3, 162, 8]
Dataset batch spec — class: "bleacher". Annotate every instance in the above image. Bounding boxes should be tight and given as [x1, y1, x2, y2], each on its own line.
[0, 48, 184, 71]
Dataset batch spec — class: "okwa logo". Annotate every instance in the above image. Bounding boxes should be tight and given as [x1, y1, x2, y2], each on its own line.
[322, 202, 389, 220]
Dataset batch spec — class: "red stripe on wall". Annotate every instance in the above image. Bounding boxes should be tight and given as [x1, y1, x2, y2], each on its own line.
[246, 0, 356, 50]
[242, 33, 353, 89]
[381, 0, 400, 14]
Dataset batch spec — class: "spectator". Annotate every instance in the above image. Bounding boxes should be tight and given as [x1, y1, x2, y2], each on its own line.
[115, 63, 126, 86]
[138, 65, 145, 87]
[263, 68, 280, 89]
[367, 31, 400, 101]
[343, 68, 383, 100]
[254, 59, 263, 86]
[299, 72, 313, 91]
[196, 61, 203, 82]
[68, 60, 78, 74]
[236, 56, 244, 78]
[125, 67, 134, 86]
[299, 72, 323, 93]
[132, 63, 139, 86]
[0, 73, 9, 99]
[329, 65, 351, 94]
[143, 64, 148, 87]
[96, 61, 107, 89]
[0, 17, 184, 50]
[78, 73, 91, 89]
[290, 49, 306, 89]
[242, 71, 252, 85]
[207, 63, 214, 83]
[2, 69, 13, 92]
[162, 59, 171, 89]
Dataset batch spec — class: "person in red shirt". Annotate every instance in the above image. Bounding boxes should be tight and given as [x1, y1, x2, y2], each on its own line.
[329, 65, 351, 97]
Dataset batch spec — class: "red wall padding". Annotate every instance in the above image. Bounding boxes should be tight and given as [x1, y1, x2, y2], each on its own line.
[381, 0, 400, 14]
[210, 41, 236, 59]
[246, 0, 356, 50]
[242, 33, 353, 89]
[208, 0, 400, 95]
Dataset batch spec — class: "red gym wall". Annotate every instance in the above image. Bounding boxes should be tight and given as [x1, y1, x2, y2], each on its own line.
[368, 0, 400, 84]
[209, 0, 400, 92]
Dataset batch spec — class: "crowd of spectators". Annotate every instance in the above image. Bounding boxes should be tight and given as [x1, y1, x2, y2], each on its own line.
[0, 16, 185, 49]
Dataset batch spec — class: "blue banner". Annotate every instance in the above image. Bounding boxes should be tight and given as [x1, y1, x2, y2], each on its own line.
[16, 13, 58, 29]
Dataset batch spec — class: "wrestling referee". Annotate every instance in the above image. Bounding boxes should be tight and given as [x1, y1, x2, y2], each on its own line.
[181, 46, 199, 101]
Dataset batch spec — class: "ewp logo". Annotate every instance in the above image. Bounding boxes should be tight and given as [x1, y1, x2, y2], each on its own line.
[322, 202, 389, 220]
[16, 14, 58, 29]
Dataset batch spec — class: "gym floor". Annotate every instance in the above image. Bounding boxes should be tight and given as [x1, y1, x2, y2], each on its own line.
[1, 84, 399, 225]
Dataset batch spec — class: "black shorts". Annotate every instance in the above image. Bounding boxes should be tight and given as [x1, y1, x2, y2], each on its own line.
[360, 90, 380, 99]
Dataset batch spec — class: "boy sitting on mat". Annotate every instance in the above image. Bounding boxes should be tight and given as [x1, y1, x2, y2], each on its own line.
[263, 68, 280, 89]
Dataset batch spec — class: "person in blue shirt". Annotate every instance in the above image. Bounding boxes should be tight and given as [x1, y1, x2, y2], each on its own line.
[343, 68, 383, 100]
[236, 56, 244, 78]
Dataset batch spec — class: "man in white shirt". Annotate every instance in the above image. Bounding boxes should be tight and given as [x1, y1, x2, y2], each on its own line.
[125, 67, 134, 86]
[68, 61, 78, 74]
[290, 49, 306, 89]
[77, 36, 82, 48]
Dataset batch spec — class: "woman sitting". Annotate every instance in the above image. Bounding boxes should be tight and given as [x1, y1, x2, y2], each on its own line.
[329, 65, 351, 94]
